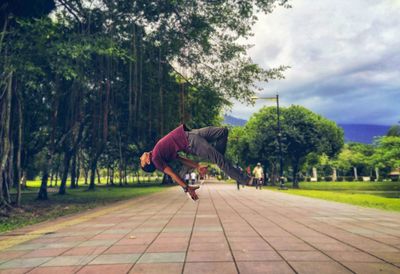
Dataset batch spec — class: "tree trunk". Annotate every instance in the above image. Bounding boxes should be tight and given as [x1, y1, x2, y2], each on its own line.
[110, 167, 114, 185]
[332, 168, 337, 182]
[292, 161, 299, 188]
[59, 151, 72, 195]
[0, 72, 13, 208]
[353, 167, 358, 181]
[37, 154, 51, 200]
[55, 169, 58, 186]
[70, 152, 77, 189]
[76, 154, 80, 187]
[96, 168, 101, 184]
[312, 167, 318, 181]
[15, 86, 22, 206]
[88, 158, 97, 190]
[375, 167, 379, 182]
[21, 169, 27, 190]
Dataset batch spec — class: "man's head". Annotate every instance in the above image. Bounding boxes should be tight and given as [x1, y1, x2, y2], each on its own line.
[140, 152, 156, 173]
[257, 162, 261, 166]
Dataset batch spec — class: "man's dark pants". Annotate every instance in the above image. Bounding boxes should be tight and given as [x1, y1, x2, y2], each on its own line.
[184, 126, 250, 185]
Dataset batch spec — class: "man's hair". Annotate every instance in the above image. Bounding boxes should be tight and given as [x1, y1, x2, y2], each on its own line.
[141, 161, 156, 173]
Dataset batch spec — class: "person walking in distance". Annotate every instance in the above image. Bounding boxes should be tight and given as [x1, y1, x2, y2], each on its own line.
[253, 162, 264, 190]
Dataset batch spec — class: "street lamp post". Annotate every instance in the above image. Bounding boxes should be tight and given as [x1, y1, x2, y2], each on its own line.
[251, 94, 287, 190]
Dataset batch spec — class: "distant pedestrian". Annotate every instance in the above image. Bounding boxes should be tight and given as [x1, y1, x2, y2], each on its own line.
[253, 163, 264, 189]
[190, 171, 197, 185]
[184, 173, 190, 185]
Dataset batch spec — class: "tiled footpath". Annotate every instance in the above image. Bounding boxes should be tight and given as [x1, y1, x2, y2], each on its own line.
[0, 181, 399, 274]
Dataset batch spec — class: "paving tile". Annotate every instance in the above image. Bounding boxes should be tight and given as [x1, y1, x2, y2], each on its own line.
[312, 242, 357, 252]
[370, 252, 400, 263]
[137, 252, 185, 263]
[27, 266, 81, 274]
[102, 245, 147, 254]
[78, 263, 132, 274]
[183, 262, 237, 274]
[77, 240, 117, 247]
[63, 246, 108, 256]
[0, 267, 33, 274]
[325, 251, 383, 263]
[133, 227, 162, 233]
[147, 242, 188, 252]
[101, 229, 131, 235]
[230, 241, 273, 251]
[22, 248, 69, 258]
[157, 232, 191, 239]
[116, 234, 157, 245]
[153, 237, 189, 244]
[237, 261, 295, 274]
[280, 251, 332, 262]
[2, 181, 400, 273]
[233, 250, 282, 261]
[342, 262, 400, 274]
[129, 263, 183, 274]
[42, 255, 97, 267]
[188, 243, 229, 251]
[0, 257, 53, 269]
[88, 254, 140, 265]
[290, 261, 352, 274]
[189, 237, 226, 244]
[163, 227, 192, 233]
[186, 250, 233, 262]
[7, 244, 45, 251]
[46, 242, 81, 249]
[91, 234, 125, 240]
[0, 251, 29, 260]
[193, 226, 223, 232]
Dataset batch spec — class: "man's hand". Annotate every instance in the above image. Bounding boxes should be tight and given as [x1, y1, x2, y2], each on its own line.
[185, 185, 199, 201]
[197, 165, 208, 177]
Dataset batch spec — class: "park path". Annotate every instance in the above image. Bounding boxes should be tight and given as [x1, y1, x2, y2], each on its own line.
[0, 181, 399, 274]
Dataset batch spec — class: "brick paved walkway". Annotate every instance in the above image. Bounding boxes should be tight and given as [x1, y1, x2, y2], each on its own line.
[0, 180, 399, 274]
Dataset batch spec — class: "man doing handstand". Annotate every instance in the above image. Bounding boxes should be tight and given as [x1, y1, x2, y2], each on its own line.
[140, 124, 251, 201]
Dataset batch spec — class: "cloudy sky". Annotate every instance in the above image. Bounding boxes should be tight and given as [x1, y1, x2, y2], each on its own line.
[229, 0, 400, 125]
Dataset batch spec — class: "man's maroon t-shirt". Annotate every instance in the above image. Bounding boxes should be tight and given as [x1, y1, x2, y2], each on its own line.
[151, 125, 189, 171]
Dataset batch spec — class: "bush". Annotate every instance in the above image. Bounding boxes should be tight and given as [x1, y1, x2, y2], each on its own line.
[336, 176, 344, 182]
[306, 177, 311, 182]
[325, 176, 333, 182]
[345, 176, 354, 182]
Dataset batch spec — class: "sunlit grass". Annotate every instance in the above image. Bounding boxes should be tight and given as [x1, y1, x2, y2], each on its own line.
[260, 181, 400, 212]
[272, 189, 400, 212]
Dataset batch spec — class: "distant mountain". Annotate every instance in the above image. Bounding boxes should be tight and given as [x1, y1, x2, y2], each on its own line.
[338, 124, 390, 144]
[224, 115, 389, 144]
[223, 115, 246, 126]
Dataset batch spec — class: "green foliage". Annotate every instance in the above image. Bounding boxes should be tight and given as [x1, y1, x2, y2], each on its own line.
[373, 136, 400, 170]
[228, 105, 344, 187]
[387, 125, 400, 137]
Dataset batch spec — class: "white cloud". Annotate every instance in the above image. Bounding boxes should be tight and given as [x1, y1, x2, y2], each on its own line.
[230, 0, 400, 125]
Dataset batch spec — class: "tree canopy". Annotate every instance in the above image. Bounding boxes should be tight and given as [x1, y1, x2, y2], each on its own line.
[0, 0, 290, 209]
[227, 105, 344, 187]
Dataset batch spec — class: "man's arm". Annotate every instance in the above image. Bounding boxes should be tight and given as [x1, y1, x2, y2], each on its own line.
[177, 156, 199, 169]
[163, 165, 199, 200]
[163, 165, 187, 188]
[177, 156, 208, 176]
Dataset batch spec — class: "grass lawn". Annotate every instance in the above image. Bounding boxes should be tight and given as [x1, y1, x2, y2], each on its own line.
[1, 181, 170, 234]
[265, 181, 400, 212]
